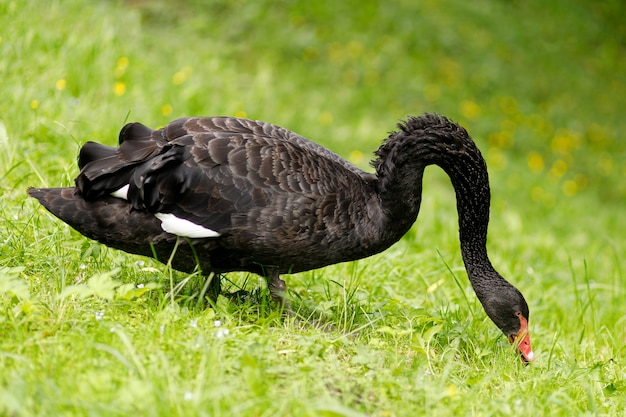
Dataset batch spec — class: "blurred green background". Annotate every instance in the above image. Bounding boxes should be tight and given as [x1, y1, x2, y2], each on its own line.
[1, 0, 625, 415]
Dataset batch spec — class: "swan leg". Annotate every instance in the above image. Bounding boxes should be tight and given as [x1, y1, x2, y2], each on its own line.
[266, 268, 293, 316]
[206, 273, 222, 303]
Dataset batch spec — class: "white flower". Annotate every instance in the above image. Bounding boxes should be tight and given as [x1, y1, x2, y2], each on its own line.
[216, 328, 230, 338]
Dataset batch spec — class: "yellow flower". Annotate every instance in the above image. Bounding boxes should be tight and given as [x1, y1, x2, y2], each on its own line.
[551, 129, 581, 155]
[349, 150, 364, 165]
[234, 110, 248, 118]
[460, 100, 480, 120]
[527, 152, 544, 172]
[114, 81, 126, 96]
[56, 79, 66, 90]
[549, 159, 568, 178]
[172, 66, 193, 85]
[562, 180, 579, 196]
[115, 56, 129, 78]
[117, 56, 129, 68]
[30, 100, 39, 110]
[161, 104, 173, 116]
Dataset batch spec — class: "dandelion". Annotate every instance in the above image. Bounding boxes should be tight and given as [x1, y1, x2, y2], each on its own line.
[527, 152, 544, 172]
[115, 56, 129, 78]
[551, 129, 581, 155]
[549, 160, 568, 179]
[562, 180, 578, 197]
[349, 150, 364, 165]
[234, 110, 248, 118]
[161, 104, 173, 116]
[30, 100, 39, 110]
[56, 79, 67, 91]
[114, 81, 126, 96]
[460, 100, 480, 120]
[172, 66, 193, 85]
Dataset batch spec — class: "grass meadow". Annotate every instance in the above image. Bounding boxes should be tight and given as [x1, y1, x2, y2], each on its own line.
[1, 0, 625, 415]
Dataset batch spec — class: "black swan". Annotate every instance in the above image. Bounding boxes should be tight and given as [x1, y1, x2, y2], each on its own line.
[28, 113, 534, 362]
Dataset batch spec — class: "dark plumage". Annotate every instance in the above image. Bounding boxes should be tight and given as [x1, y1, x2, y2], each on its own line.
[28, 113, 534, 361]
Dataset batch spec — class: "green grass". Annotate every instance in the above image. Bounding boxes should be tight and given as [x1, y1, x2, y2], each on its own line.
[1, 0, 625, 415]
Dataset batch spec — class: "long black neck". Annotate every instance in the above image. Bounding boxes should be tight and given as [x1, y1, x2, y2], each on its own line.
[372, 115, 502, 295]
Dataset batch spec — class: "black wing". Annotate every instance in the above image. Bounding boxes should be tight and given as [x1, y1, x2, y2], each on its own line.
[75, 117, 374, 237]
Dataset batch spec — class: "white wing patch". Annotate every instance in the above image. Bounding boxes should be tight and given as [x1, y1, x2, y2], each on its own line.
[110, 184, 129, 200]
[109, 185, 220, 238]
[155, 213, 221, 238]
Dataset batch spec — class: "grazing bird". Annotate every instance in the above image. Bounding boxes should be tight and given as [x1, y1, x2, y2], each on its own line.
[28, 113, 534, 362]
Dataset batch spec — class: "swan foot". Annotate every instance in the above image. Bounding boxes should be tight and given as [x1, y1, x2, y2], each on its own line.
[266, 269, 294, 317]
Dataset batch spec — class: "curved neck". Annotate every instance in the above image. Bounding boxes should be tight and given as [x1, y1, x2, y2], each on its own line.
[372, 116, 499, 288]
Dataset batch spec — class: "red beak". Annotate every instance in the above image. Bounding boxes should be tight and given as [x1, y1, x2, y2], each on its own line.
[510, 313, 535, 363]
